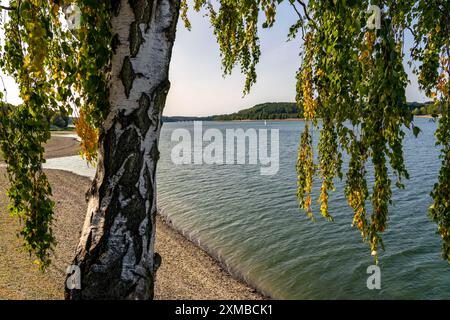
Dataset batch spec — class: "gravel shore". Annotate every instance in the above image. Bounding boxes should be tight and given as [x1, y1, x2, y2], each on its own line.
[0, 136, 263, 300]
[0, 135, 80, 162]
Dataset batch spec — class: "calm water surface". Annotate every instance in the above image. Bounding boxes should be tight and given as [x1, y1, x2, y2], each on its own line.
[156, 118, 450, 299]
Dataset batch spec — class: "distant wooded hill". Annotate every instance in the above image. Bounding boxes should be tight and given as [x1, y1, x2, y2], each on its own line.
[162, 101, 438, 122]
[212, 102, 301, 121]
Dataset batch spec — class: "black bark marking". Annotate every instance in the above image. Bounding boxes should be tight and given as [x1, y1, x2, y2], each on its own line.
[149, 80, 170, 130]
[150, 142, 160, 163]
[113, 126, 140, 174]
[111, 0, 122, 16]
[153, 252, 161, 272]
[101, 124, 117, 182]
[135, 93, 151, 133]
[112, 34, 120, 54]
[127, 0, 153, 61]
[163, 0, 181, 43]
[130, 22, 144, 57]
[120, 56, 135, 99]
[143, 165, 154, 251]
[85, 230, 93, 254]
[129, 0, 152, 28]
[121, 195, 145, 262]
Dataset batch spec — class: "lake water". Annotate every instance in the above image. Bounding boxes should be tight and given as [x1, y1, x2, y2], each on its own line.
[156, 118, 450, 299]
[42, 118, 450, 299]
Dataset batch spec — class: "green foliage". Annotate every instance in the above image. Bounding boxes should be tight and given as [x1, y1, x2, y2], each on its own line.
[0, 102, 54, 270]
[291, 1, 414, 261]
[0, 0, 63, 269]
[0, 0, 112, 269]
[410, 0, 450, 262]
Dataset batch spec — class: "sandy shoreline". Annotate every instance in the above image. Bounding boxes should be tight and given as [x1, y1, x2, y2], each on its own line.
[0, 135, 81, 162]
[155, 213, 265, 300]
[414, 115, 436, 119]
[0, 136, 264, 300]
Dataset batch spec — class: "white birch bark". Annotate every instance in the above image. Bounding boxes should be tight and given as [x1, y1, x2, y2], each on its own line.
[66, 0, 180, 300]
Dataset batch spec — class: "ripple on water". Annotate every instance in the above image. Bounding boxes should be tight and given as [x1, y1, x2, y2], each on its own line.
[44, 119, 450, 299]
[157, 119, 450, 299]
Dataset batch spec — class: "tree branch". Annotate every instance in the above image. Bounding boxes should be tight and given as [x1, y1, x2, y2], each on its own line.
[0, 5, 15, 11]
[290, 1, 303, 21]
[296, 0, 313, 23]
[407, 26, 416, 38]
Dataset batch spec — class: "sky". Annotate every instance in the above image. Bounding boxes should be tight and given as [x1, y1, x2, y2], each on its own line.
[0, 1, 428, 117]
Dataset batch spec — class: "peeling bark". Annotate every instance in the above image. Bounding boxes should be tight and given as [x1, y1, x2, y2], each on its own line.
[65, 0, 180, 300]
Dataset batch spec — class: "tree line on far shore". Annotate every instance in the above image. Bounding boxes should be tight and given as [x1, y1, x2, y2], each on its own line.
[213, 102, 301, 120]
[409, 101, 443, 117]
[190, 101, 439, 121]
[48, 109, 71, 129]
[7, 100, 443, 129]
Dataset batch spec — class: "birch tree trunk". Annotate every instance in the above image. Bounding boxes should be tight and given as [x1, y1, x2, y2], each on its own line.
[65, 0, 180, 300]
